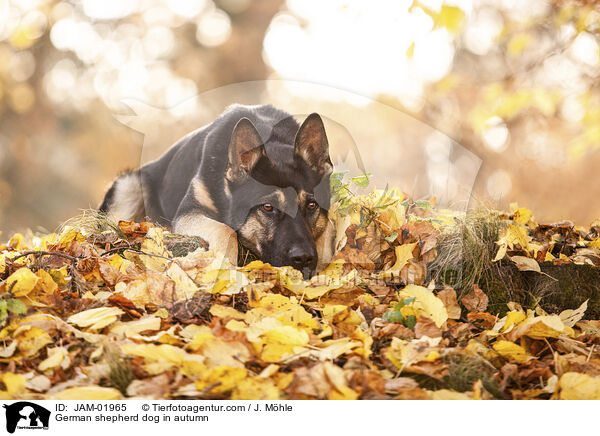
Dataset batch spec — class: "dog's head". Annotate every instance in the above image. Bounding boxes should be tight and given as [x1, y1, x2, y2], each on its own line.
[225, 113, 332, 277]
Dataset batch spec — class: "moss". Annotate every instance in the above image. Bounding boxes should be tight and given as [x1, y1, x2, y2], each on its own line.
[105, 351, 134, 396]
[429, 210, 600, 318]
[164, 234, 208, 257]
[428, 211, 522, 314]
[532, 263, 600, 319]
[409, 352, 503, 398]
[443, 352, 503, 398]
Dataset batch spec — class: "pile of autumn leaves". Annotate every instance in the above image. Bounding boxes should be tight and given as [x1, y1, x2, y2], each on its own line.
[1, 190, 600, 400]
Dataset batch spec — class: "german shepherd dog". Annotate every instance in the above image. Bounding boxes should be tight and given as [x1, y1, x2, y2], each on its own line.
[99, 104, 334, 277]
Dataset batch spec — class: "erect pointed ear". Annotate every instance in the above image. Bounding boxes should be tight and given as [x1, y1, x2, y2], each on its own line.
[294, 113, 332, 173]
[227, 118, 266, 180]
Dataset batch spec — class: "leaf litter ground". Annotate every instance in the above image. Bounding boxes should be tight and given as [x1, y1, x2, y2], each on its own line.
[2, 180, 600, 400]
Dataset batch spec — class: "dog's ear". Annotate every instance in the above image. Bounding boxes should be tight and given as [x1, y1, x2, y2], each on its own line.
[227, 117, 265, 181]
[295, 113, 332, 173]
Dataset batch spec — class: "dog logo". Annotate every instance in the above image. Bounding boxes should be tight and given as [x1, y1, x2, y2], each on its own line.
[3, 402, 50, 433]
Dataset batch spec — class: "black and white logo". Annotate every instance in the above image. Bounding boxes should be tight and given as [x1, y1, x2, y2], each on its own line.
[3, 402, 50, 434]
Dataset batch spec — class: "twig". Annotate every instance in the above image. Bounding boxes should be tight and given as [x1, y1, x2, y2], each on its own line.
[9, 250, 82, 295]
[586, 345, 594, 363]
[10, 250, 81, 263]
[100, 244, 135, 257]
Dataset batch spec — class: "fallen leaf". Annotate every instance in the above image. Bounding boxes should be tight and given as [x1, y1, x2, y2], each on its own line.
[68, 307, 124, 330]
[430, 389, 472, 400]
[6, 267, 39, 297]
[414, 315, 442, 338]
[38, 346, 71, 371]
[510, 255, 541, 272]
[399, 285, 448, 328]
[559, 372, 600, 400]
[0, 373, 25, 399]
[51, 386, 123, 400]
[559, 300, 588, 327]
[492, 340, 530, 363]
[437, 288, 461, 319]
[461, 285, 488, 312]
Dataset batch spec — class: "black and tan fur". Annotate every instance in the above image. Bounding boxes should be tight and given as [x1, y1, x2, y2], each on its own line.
[99, 104, 334, 277]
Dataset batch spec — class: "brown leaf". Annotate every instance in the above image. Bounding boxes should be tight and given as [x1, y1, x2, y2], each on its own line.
[405, 361, 449, 380]
[373, 322, 416, 340]
[108, 294, 142, 319]
[126, 374, 171, 399]
[461, 285, 489, 312]
[466, 312, 497, 329]
[414, 315, 442, 338]
[384, 377, 419, 393]
[99, 261, 122, 286]
[348, 370, 386, 397]
[437, 288, 461, 319]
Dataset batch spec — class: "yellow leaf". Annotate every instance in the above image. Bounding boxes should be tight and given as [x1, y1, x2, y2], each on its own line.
[508, 315, 572, 340]
[263, 325, 310, 347]
[51, 386, 123, 400]
[493, 243, 507, 262]
[320, 258, 345, 281]
[57, 227, 86, 246]
[491, 310, 526, 335]
[195, 366, 247, 394]
[0, 373, 26, 399]
[38, 347, 71, 371]
[15, 326, 52, 357]
[231, 377, 280, 400]
[35, 269, 58, 294]
[199, 267, 250, 295]
[492, 340, 530, 363]
[510, 255, 541, 272]
[209, 304, 246, 320]
[49, 266, 70, 287]
[384, 336, 442, 369]
[6, 267, 39, 297]
[430, 389, 472, 400]
[559, 300, 588, 327]
[559, 372, 600, 400]
[305, 338, 361, 360]
[109, 316, 162, 338]
[121, 343, 205, 375]
[589, 238, 600, 249]
[504, 224, 531, 247]
[68, 307, 124, 330]
[137, 227, 172, 272]
[329, 384, 359, 400]
[389, 243, 416, 272]
[166, 262, 198, 300]
[244, 317, 310, 362]
[322, 305, 348, 321]
[399, 285, 448, 328]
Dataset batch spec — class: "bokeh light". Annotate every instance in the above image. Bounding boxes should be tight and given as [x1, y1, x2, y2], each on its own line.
[1, 0, 600, 234]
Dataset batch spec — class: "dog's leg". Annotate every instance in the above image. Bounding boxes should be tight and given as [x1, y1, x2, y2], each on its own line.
[173, 212, 238, 265]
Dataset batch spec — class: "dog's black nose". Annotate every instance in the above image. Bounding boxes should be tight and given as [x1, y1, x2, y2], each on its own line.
[288, 247, 316, 273]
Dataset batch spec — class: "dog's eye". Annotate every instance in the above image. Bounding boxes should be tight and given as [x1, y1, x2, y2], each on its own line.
[307, 201, 318, 210]
[261, 203, 274, 212]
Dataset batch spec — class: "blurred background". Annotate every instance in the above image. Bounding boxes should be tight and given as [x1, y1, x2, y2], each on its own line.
[1, 0, 600, 235]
